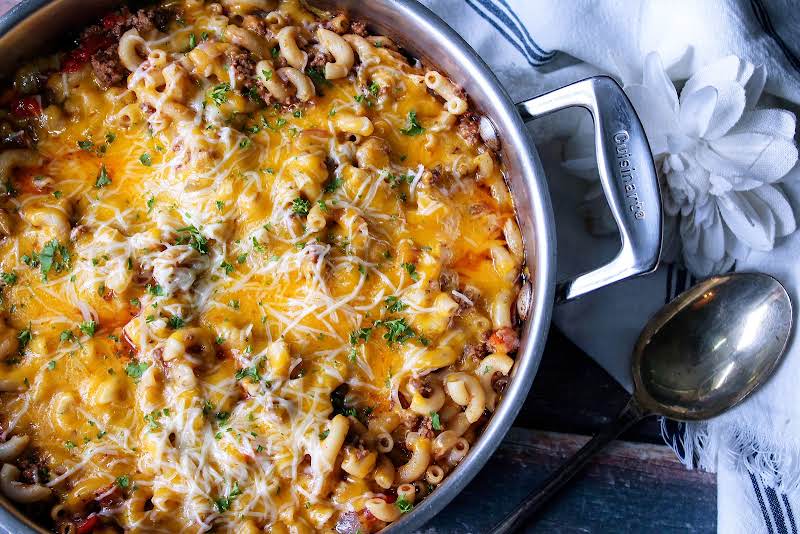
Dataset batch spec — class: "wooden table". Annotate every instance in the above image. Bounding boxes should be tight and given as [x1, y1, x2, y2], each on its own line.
[0, 1, 717, 531]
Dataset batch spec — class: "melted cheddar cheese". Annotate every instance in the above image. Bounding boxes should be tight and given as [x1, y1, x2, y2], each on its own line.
[0, 1, 525, 532]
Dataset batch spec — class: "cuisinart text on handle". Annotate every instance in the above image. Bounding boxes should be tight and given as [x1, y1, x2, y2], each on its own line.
[614, 131, 646, 220]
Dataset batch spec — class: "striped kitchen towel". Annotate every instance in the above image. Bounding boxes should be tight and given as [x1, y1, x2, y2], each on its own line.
[418, 0, 800, 533]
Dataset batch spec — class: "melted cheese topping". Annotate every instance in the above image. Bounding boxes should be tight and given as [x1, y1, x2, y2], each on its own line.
[0, 1, 525, 532]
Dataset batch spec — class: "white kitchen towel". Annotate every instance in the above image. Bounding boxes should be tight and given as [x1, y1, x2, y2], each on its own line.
[416, 1, 800, 533]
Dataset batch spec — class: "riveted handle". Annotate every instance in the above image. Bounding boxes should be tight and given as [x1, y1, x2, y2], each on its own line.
[517, 76, 662, 303]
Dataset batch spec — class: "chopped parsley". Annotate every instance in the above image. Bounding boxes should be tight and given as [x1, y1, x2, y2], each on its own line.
[349, 327, 372, 345]
[317, 199, 329, 212]
[319, 429, 330, 440]
[139, 153, 152, 166]
[125, 360, 149, 381]
[77, 140, 94, 151]
[59, 330, 74, 343]
[400, 111, 425, 136]
[176, 225, 209, 255]
[188, 32, 197, 50]
[369, 82, 380, 95]
[38, 239, 71, 281]
[430, 412, 442, 431]
[291, 197, 310, 216]
[375, 318, 415, 344]
[116, 475, 130, 489]
[16, 326, 31, 353]
[146, 284, 164, 297]
[79, 320, 96, 337]
[1, 272, 16, 285]
[209, 82, 231, 106]
[213, 482, 242, 513]
[229, 299, 240, 310]
[220, 261, 234, 275]
[95, 164, 111, 188]
[401, 262, 420, 281]
[167, 315, 185, 329]
[323, 177, 342, 194]
[235, 366, 261, 382]
[385, 296, 408, 312]
[306, 67, 331, 90]
[262, 69, 273, 81]
[64, 440, 76, 450]
[47, 360, 56, 370]
[396, 496, 414, 513]
[216, 200, 224, 211]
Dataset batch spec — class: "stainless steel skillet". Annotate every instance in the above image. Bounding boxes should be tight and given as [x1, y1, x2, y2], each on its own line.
[0, 1, 662, 532]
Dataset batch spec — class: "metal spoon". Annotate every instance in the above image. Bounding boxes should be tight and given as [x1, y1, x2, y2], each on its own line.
[493, 272, 793, 533]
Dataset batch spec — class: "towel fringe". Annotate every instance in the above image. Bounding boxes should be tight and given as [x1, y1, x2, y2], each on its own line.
[663, 418, 800, 493]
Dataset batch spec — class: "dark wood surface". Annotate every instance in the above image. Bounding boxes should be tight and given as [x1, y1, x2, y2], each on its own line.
[0, 1, 717, 531]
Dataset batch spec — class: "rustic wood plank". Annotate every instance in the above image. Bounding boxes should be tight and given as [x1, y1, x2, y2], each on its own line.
[427, 428, 716, 533]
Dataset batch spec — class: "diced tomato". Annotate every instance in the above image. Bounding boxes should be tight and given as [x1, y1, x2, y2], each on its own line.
[61, 33, 113, 72]
[10, 96, 41, 119]
[102, 13, 125, 30]
[76, 514, 100, 534]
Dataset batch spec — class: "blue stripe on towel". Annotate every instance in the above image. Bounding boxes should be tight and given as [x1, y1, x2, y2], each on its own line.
[482, 0, 556, 60]
[766, 484, 790, 534]
[751, 471, 777, 534]
[781, 494, 798, 534]
[464, 0, 542, 67]
[464, 0, 554, 67]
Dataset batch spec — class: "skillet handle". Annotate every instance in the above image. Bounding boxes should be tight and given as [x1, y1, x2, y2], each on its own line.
[517, 76, 662, 303]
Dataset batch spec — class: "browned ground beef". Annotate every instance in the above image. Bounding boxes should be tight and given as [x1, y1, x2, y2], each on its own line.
[457, 112, 482, 145]
[350, 20, 368, 36]
[91, 46, 127, 89]
[225, 46, 256, 84]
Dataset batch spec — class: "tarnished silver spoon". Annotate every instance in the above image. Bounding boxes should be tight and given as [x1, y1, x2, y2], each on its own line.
[493, 272, 793, 533]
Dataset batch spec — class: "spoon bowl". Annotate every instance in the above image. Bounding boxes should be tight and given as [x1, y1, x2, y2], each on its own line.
[633, 272, 792, 421]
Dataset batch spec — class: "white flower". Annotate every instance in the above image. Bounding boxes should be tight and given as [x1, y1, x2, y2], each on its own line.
[566, 53, 799, 277]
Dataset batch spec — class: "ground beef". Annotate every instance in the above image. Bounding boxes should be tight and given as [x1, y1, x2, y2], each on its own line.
[225, 46, 256, 85]
[242, 15, 269, 38]
[488, 327, 520, 354]
[350, 20, 368, 36]
[335, 511, 364, 534]
[416, 416, 436, 439]
[457, 112, 482, 145]
[15, 449, 49, 485]
[84, 7, 172, 89]
[462, 341, 489, 364]
[309, 50, 330, 69]
[491, 371, 509, 394]
[91, 45, 127, 89]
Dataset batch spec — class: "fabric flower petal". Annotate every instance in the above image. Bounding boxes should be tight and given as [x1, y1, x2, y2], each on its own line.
[729, 109, 796, 140]
[678, 86, 717, 138]
[625, 85, 672, 154]
[681, 55, 746, 96]
[751, 184, 796, 237]
[642, 51, 679, 114]
[743, 64, 766, 110]
[701, 82, 746, 140]
[706, 133, 798, 182]
[717, 191, 776, 251]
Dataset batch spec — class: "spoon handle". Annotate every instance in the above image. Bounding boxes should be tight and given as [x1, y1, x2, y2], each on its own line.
[491, 398, 646, 533]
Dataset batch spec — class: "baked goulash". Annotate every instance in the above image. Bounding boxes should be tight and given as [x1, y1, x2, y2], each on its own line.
[0, 0, 526, 532]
